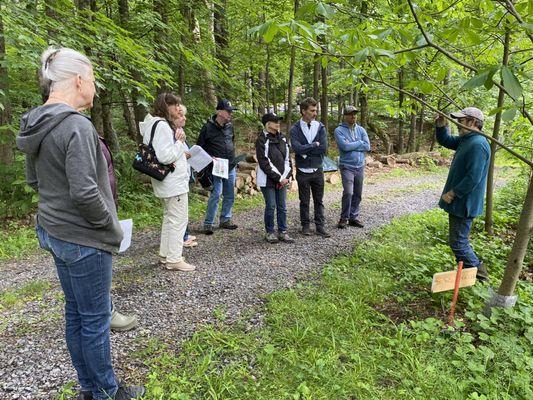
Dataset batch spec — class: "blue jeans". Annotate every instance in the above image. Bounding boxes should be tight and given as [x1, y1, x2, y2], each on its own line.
[36, 226, 118, 400]
[204, 167, 236, 226]
[340, 165, 364, 221]
[260, 186, 287, 233]
[448, 214, 480, 268]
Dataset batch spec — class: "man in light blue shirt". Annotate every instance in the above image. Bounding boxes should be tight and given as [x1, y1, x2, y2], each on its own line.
[334, 106, 370, 229]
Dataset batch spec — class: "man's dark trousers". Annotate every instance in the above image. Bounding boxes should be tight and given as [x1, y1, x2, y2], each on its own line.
[296, 168, 325, 228]
[339, 165, 364, 221]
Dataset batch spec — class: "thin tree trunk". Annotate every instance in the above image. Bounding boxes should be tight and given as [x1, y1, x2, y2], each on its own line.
[285, 0, 299, 126]
[0, 8, 13, 166]
[497, 173, 533, 296]
[408, 110, 417, 153]
[416, 94, 425, 152]
[265, 45, 270, 112]
[486, 28, 511, 235]
[320, 63, 328, 134]
[313, 57, 320, 101]
[121, 90, 140, 143]
[101, 89, 119, 152]
[398, 68, 404, 154]
[359, 77, 368, 129]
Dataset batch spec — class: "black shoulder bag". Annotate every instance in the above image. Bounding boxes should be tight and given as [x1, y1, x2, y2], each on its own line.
[132, 120, 175, 181]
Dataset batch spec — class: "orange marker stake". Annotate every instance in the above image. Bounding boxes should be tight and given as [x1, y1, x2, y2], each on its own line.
[448, 261, 464, 326]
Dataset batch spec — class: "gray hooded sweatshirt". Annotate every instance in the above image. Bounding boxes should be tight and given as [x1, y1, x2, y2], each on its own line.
[16, 103, 123, 253]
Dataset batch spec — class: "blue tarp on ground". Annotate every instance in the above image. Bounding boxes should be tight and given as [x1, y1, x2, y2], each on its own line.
[323, 156, 338, 172]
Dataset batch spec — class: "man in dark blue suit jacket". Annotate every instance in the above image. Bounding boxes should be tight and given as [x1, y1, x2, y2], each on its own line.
[435, 107, 490, 281]
[290, 97, 330, 237]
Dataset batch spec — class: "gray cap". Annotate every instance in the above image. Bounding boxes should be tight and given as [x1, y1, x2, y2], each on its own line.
[343, 105, 359, 115]
[451, 107, 484, 122]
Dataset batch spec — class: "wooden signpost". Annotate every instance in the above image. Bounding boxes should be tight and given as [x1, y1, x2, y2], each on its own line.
[431, 262, 477, 325]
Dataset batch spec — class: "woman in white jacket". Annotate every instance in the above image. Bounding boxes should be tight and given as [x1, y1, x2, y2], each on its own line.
[139, 93, 196, 271]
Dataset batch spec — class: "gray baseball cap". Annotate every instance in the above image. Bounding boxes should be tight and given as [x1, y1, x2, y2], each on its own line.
[451, 107, 484, 122]
[343, 105, 359, 115]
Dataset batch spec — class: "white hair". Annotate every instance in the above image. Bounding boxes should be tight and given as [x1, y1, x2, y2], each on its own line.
[179, 104, 187, 115]
[40, 47, 93, 92]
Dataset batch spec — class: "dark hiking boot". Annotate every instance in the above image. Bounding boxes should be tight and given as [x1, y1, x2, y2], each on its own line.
[220, 220, 238, 230]
[203, 225, 214, 235]
[114, 384, 145, 400]
[316, 227, 331, 238]
[337, 219, 348, 229]
[77, 391, 93, 400]
[301, 225, 312, 236]
[348, 219, 364, 228]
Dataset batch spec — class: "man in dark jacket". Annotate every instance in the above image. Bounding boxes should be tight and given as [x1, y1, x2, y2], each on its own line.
[290, 97, 330, 237]
[435, 107, 490, 281]
[197, 99, 238, 234]
[256, 113, 294, 243]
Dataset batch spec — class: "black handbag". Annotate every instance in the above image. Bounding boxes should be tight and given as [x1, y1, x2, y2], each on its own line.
[132, 120, 175, 181]
[197, 165, 213, 191]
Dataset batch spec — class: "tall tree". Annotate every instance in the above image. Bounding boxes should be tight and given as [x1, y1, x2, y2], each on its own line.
[0, 6, 13, 166]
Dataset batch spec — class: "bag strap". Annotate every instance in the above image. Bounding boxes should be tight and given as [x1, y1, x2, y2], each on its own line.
[148, 120, 164, 146]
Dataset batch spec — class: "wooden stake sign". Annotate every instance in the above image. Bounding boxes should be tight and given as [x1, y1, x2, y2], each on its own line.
[431, 267, 477, 293]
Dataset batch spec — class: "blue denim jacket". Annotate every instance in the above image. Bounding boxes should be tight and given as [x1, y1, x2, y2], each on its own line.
[334, 123, 370, 168]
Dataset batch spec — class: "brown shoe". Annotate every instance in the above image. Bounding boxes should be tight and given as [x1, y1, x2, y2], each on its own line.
[337, 219, 347, 229]
[348, 219, 364, 228]
[165, 260, 196, 271]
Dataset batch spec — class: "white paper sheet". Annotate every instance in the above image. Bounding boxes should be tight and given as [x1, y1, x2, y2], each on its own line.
[118, 219, 133, 253]
[212, 158, 229, 179]
[187, 145, 213, 172]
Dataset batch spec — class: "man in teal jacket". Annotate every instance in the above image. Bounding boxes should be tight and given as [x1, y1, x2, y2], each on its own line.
[435, 107, 490, 281]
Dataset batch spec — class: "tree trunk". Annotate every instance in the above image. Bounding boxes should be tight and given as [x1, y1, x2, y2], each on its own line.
[91, 96, 104, 137]
[313, 56, 320, 101]
[431, 71, 450, 151]
[398, 68, 404, 154]
[0, 8, 13, 166]
[285, 0, 299, 126]
[485, 28, 511, 235]
[359, 77, 368, 129]
[213, 0, 229, 72]
[265, 45, 270, 112]
[416, 94, 425, 152]
[121, 90, 140, 143]
[367, 121, 390, 155]
[497, 173, 533, 296]
[101, 89, 119, 152]
[154, 0, 170, 93]
[320, 63, 328, 134]
[408, 110, 417, 153]
[117, 0, 129, 26]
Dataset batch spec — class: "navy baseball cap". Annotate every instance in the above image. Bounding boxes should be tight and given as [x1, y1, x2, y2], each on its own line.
[216, 99, 238, 112]
[261, 113, 283, 125]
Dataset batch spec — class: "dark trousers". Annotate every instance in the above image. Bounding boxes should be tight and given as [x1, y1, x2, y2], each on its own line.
[340, 165, 364, 221]
[296, 169, 325, 228]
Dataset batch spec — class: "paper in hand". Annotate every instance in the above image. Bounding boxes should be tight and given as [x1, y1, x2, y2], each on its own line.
[187, 145, 213, 172]
[119, 219, 133, 253]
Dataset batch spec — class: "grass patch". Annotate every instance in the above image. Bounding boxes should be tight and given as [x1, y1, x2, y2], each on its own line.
[138, 175, 532, 400]
[0, 279, 52, 311]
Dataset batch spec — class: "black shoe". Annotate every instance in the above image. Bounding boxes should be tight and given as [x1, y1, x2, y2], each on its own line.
[476, 262, 490, 282]
[203, 225, 214, 235]
[114, 384, 145, 400]
[316, 227, 331, 238]
[77, 391, 93, 400]
[301, 225, 312, 236]
[220, 220, 238, 230]
[337, 219, 347, 229]
[348, 219, 364, 228]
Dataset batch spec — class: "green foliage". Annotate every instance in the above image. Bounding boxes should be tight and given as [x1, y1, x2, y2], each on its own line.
[0, 279, 52, 311]
[139, 178, 532, 399]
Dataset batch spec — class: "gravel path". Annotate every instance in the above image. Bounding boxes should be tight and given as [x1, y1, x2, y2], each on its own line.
[1, 170, 447, 399]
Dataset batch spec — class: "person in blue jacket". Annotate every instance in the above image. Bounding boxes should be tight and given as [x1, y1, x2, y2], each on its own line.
[435, 107, 490, 281]
[334, 106, 370, 229]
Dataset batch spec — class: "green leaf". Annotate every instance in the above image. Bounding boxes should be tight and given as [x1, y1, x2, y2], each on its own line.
[501, 67, 523, 99]
[462, 68, 497, 90]
[501, 108, 516, 122]
[354, 48, 369, 63]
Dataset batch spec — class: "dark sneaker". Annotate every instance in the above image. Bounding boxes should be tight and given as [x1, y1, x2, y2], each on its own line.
[348, 219, 364, 228]
[337, 219, 347, 229]
[316, 227, 331, 238]
[77, 391, 93, 400]
[278, 232, 295, 243]
[220, 220, 238, 230]
[203, 225, 214, 235]
[265, 232, 279, 243]
[476, 262, 490, 282]
[301, 225, 312, 236]
[114, 384, 145, 400]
